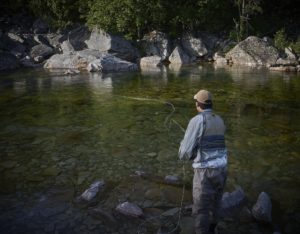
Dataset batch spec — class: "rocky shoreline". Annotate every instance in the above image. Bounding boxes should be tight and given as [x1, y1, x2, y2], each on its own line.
[1, 15, 300, 73]
[0, 169, 287, 234]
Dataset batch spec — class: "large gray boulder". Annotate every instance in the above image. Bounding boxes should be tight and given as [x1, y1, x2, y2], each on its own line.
[169, 46, 191, 64]
[0, 52, 20, 71]
[226, 36, 280, 66]
[181, 33, 208, 59]
[140, 31, 171, 60]
[44, 49, 138, 72]
[85, 28, 139, 62]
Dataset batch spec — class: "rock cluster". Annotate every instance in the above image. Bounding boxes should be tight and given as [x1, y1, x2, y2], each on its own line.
[1, 14, 299, 73]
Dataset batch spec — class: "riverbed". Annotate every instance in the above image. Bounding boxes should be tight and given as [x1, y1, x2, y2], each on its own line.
[0, 64, 299, 233]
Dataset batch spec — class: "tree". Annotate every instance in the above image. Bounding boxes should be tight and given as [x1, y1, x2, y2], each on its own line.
[233, 0, 262, 41]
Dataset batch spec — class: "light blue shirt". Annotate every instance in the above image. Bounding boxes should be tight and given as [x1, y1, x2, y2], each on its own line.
[178, 109, 227, 169]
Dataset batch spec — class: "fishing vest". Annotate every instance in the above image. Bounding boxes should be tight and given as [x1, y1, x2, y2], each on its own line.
[193, 111, 227, 168]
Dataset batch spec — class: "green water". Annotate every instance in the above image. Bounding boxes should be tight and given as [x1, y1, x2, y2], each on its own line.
[0, 65, 300, 214]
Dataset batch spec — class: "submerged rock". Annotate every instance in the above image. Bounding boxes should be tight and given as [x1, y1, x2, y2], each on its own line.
[252, 191, 272, 223]
[164, 175, 182, 185]
[78, 180, 105, 202]
[116, 201, 143, 218]
[89, 207, 117, 225]
[220, 187, 247, 218]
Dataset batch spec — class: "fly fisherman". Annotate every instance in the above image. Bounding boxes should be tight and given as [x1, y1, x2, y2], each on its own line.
[179, 90, 227, 234]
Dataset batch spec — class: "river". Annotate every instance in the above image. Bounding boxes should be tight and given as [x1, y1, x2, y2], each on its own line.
[0, 65, 299, 233]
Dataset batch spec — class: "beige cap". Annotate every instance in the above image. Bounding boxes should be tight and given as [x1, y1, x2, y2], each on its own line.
[193, 90, 212, 104]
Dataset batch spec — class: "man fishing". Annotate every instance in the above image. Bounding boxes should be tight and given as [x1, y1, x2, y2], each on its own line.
[179, 90, 227, 234]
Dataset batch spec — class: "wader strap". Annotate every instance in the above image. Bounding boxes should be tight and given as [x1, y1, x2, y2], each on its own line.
[199, 113, 207, 162]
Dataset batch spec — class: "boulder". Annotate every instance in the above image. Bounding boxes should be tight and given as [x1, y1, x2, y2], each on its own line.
[0, 52, 20, 70]
[276, 47, 298, 66]
[47, 33, 68, 49]
[169, 46, 190, 64]
[252, 191, 272, 223]
[116, 201, 143, 218]
[0, 33, 26, 58]
[85, 28, 139, 62]
[32, 19, 49, 34]
[88, 55, 138, 72]
[30, 44, 54, 62]
[213, 52, 228, 65]
[139, 56, 162, 67]
[225, 36, 280, 66]
[141, 30, 171, 60]
[181, 33, 208, 58]
[44, 53, 88, 70]
[44, 49, 138, 72]
[220, 187, 247, 218]
[68, 26, 90, 51]
[7, 32, 24, 43]
[60, 40, 75, 54]
[34, 35, 51, 47]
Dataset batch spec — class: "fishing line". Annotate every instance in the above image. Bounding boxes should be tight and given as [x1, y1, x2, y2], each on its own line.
[136, 101, 188, 234]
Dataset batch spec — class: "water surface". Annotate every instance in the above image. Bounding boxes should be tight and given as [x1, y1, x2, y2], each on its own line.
[0, 65, 299, 227]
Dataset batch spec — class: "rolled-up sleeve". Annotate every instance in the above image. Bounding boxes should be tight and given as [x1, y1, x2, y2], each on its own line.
[178, 115, 202, 160]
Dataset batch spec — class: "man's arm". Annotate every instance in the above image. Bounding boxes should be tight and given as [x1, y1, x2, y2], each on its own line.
[178, 115, 202, 160]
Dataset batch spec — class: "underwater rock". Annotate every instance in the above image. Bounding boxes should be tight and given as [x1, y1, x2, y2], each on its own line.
[78, 180, 105, 202]
[220, 187, 247, 218]
[164, 175, 182, 185]
[252, 191, 272, 223]
[116, 201, 143, 218]
[89, 207, 117, 225]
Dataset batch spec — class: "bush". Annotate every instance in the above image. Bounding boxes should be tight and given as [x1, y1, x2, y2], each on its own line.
[274, 28, 289, 50]
[291, 36, 300, 56]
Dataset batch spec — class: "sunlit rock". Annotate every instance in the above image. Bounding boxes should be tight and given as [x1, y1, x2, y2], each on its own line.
[226, 36, 279, 66]
[181, 33, 208, 58]
[85, 28, 139, 62]
[169, 46, 191, 64]
[139, 56, 162, 67]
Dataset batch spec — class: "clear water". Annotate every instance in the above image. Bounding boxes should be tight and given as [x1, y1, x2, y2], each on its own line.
[0, 65, 299, 215]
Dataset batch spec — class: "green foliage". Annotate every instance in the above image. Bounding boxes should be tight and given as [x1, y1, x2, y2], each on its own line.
[291, 37, 300, 55]
[1, 0, 299, 41]
[232, 0, 263, 42]
[274, 28, 289, 50]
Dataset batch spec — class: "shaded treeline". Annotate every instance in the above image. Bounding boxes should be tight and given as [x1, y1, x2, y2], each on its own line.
[0, 0, 299, 40]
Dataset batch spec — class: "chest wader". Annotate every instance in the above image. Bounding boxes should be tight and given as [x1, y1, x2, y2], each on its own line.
[192, 112, 227, 234]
